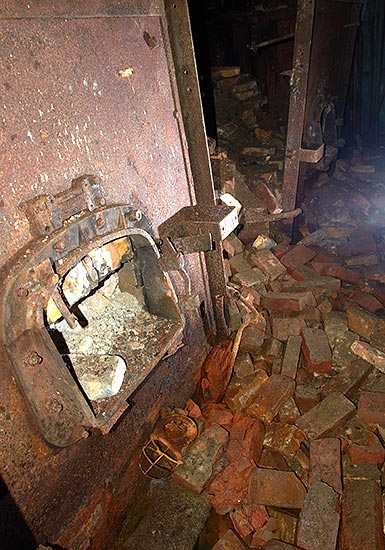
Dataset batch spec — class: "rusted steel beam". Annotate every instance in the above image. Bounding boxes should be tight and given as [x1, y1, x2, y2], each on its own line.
[282, 0, 316, 214]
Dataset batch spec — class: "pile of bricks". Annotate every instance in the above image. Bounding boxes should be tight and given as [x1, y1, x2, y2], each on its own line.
[173, 232, 385, 549]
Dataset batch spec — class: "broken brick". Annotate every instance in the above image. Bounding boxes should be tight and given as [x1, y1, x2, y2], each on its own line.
[309, 438, 342, 494]
[280, 335, 301, 380]
[232, 268, 268, 290]
[294, 384, 321, 413]
[340, 479, 384, 550]
[249, 467, 307, 510]
[337, 233, 377, 259]
[225, 369, 269, 413]
[209, 457, 255, 516]
[255, 180, 282, 214]
[320, 358, 371, 399]
[173, 423, 229, 494]
[296, 392, 356, 440]
[351, 340, 385, 374]
[348, 432, 385, 465]
[249, 249, 286, 281]
[301, 328, 332, 373]
[233, 352, 254, 379]
[261, 291, 316, 313]
[347, 306, 379, 340]
[342, 454, 380, 482]
[201, 341, 233, 402]
[263, 422, 305, 457]
[230, 504, 269, 539]
[258, 448, 291, 471]
[246, 374, 295, 423]
[211, 529, 247, 550]
[310, 263, 362, 285]
[202, 402, 234, 431]
[349, 290, 384, 313]
[229, 253, 252, 274]
[358, 391, 385, 426]
[223, 233, 244, 257]
[226, 413, 265, 464]
[267, 510, 298, 547]
[297, 482, 340, 550]
[239, 315, 267, 354]
[277, 398, 301, 424]
[271, 317, 306, 341]
[280, 244, 317, 271]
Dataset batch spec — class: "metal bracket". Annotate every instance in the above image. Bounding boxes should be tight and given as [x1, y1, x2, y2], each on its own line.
[19, 174, 105, 237]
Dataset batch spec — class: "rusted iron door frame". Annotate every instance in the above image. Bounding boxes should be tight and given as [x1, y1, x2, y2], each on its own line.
[164, 0, 231, 338]
[283, 0, 361, 217]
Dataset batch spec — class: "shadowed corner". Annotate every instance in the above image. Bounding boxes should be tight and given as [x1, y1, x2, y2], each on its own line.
[0, 474, 37, 550]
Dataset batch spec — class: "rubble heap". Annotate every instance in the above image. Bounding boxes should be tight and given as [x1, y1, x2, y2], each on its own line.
[170, 163, 385, 548]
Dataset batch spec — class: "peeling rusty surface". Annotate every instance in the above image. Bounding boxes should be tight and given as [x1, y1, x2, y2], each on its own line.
[0, 1, 213, 546]
[0, 12, 195, 266]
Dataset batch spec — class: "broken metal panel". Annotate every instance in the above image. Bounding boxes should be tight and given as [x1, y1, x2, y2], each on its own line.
[283, 0, 361, 213]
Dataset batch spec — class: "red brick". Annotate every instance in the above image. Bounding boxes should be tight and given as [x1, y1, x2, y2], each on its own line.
[212, 529, 247, 550]
[266, 511, 298, 547]
[249, 248, 286, 281]
[340, 479, 385, 549]
[271, 317, 306, 341]
[347, 306, 380, 340]
[209, 458, 255, 515]
[320, 359, 372, 399]
[348, 432, 385, 465]
[309, 438, 342, 494]
[229, 253, 253, 275]
[202, 402, 234, 431]
[342, 454, 381, 481]
[223, 233, 244, 257]
[264, 422, 305, 457]
[226, 413, 265, 464]
[249, 467, 307, 510]
[185, 399, 202, 419]
[349, 290, 384, 313]
[258, 448, 291, 471]
[256, 180, 283, 214]
[240, 316, 267, 353]
[262, 291, 316, 313]
[173, 423, 229, 493]
[297, 482, 340, 550]
[296, 392, 356, 440]
[310, 263, 362, 284]
[351, 341, 385, 373]
[358, 391, 385, 426]
[246, 375, 295, 423]
[230, 504, 269, 538]
[301, 328, 332, 373]
[225, 369, 269, 413]
[294, 384, 321, 413]
[284, 448, 310, 488]
[278, 398, 301, 424]
[281, 244, 317, 270]
[201, 341, 233, 402]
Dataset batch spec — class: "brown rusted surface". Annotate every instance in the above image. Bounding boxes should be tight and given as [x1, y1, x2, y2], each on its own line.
[0, 1, 214, 547]
[283, 0, 361, 216]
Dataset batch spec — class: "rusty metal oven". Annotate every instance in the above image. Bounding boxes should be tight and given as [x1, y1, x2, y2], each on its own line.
[0, 1, 237, 547]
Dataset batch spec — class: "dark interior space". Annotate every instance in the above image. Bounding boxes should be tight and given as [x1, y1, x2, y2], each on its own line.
[1, 1, 385, 549]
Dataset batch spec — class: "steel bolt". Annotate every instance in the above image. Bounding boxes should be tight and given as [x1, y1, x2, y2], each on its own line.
[126, 209, 143, 222]
[95, 214, 105, 228]
[16, 287, 29, 298]
[25, 351, 43, 366]
[46, 398, 63, 414]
